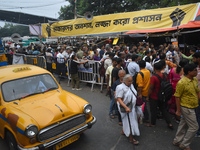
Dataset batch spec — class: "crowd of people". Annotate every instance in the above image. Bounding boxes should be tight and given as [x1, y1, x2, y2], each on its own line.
[4, 40, 200, 150]
[97, 42, 200, 150]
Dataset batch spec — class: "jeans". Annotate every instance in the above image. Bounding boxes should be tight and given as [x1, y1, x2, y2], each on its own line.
[109, 89, 118, 115]
[195, 104, 200, 135]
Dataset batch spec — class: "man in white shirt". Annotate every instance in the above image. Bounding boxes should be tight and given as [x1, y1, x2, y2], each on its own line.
[57, 48, 66, 76]
[127, 54, 140, 77]
[174, 46, 181, 64]
[144, 56, 153, 75]
[166, 45, 175, 62]
[62, 47, 71, 60]
[104, 52, 115, 70]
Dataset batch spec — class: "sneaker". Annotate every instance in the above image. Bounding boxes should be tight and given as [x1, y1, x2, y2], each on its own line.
[72, 88, 76, 90]
[76, 88, 82, 91]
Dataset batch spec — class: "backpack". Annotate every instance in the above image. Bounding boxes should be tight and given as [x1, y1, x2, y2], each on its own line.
[132, 72, 144, 89]
[154, 73, 173, 103]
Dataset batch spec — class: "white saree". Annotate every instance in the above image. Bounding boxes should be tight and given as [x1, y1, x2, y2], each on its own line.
[116, 83, 140, 137]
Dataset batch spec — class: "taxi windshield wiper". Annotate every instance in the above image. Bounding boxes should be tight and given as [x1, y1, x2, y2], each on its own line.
[18, 87, 58, 100]
[19, 92, 43, 100]
[44, 87, 58, 92]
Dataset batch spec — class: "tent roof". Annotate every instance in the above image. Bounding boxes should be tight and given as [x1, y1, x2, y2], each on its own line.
[0, 10, 59, 25]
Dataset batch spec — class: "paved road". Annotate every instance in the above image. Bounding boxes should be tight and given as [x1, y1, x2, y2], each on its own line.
[1, 79, 200, 150]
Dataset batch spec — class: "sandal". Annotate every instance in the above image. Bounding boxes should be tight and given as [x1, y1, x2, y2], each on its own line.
[109, 114, 115, 119]
[168, 124, 174, 130]
[145, 123, 155, 127]
[118, 122, 123, 126]
[172, 142, 180, 146]
[179, 144, 192, 150]
[121, 130, 124, 135]
[129, 139, 139, 145]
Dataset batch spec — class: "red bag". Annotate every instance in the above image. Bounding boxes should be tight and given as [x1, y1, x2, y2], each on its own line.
[130, 88, 143, 106]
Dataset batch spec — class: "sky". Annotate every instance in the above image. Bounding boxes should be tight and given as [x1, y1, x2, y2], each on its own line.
[0, 0, 70, 27]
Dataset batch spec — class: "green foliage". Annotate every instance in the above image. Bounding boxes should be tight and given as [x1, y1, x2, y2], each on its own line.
[0, 23, 30, 37]
[59, 0, 200, 20]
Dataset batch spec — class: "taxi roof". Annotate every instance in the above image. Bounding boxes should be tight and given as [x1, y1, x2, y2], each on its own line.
[0, 64, 50, 83]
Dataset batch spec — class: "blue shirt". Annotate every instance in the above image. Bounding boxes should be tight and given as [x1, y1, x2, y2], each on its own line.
[127, 61, 140, 77]
[112, 79, 122, 91]
[32, 50, 40, 55]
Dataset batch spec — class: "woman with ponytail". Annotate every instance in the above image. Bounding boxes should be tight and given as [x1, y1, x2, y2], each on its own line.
[168, 59, 189, 116]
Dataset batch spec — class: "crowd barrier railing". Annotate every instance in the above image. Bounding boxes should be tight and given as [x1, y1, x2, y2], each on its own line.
[26, 55, 46, 69]
[66, 60, 106, 91]
[12, 54, 47, 69]
[10, 54, 106, 91]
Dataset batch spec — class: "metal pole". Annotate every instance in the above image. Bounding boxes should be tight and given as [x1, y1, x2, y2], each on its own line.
[127, 112, 135, 150]
[74, 1, 77, 19]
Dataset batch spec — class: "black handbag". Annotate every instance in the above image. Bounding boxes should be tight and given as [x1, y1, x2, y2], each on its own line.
[120, 97, 133, 113]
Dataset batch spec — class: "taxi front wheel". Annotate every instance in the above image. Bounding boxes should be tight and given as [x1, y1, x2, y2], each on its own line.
[6, 131, 17, 150]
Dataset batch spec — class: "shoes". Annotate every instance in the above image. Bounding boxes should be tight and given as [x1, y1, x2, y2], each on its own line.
[76, 88, 82, 91]
[179, 144, 192, 150]
[172, 141, 180, 146]
[109, 114, 115, 119]
[72, 88, 76, 90]
[129, 139, 139, 145]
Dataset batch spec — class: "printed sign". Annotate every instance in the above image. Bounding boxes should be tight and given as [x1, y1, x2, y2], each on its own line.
[42, 3, 199, 37]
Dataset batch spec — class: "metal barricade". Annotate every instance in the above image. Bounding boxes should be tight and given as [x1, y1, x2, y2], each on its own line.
[46, 56, 68, 83]
[11, 54, 106, 91]
[26, 55, 46, 69]
[67, 60, 106, 91]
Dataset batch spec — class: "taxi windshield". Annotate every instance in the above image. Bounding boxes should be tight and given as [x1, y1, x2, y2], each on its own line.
[1, 74, 59, 102]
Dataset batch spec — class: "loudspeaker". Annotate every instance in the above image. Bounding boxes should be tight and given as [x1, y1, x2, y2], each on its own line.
[11, 33, 22, 43]
[84, 12, 93, 21]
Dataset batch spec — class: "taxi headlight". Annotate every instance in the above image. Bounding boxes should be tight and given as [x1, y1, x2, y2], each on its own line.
[83, 104, 92, 114]
[25, 125, 38, 138]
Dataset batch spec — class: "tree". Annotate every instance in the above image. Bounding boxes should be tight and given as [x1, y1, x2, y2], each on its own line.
[59, 0, 200, 20]
[0, 23, 30, 37]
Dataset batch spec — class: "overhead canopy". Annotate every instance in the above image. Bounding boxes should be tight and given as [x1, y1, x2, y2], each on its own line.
[0, 10, 59, 25]
[42, 3, 199, 37]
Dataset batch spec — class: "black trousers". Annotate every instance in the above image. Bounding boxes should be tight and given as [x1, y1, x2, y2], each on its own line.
[150, 98, 171, 125]
[57, 63, 66, 76]
[46, 62, 52, 73]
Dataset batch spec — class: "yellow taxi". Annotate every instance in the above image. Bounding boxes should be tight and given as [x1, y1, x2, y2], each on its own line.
[0, 64, 96, 150]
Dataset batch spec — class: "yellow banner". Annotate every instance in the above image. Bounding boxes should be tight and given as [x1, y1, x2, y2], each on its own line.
[42, 3, 199, 37]
[113, 38, 119, 45]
